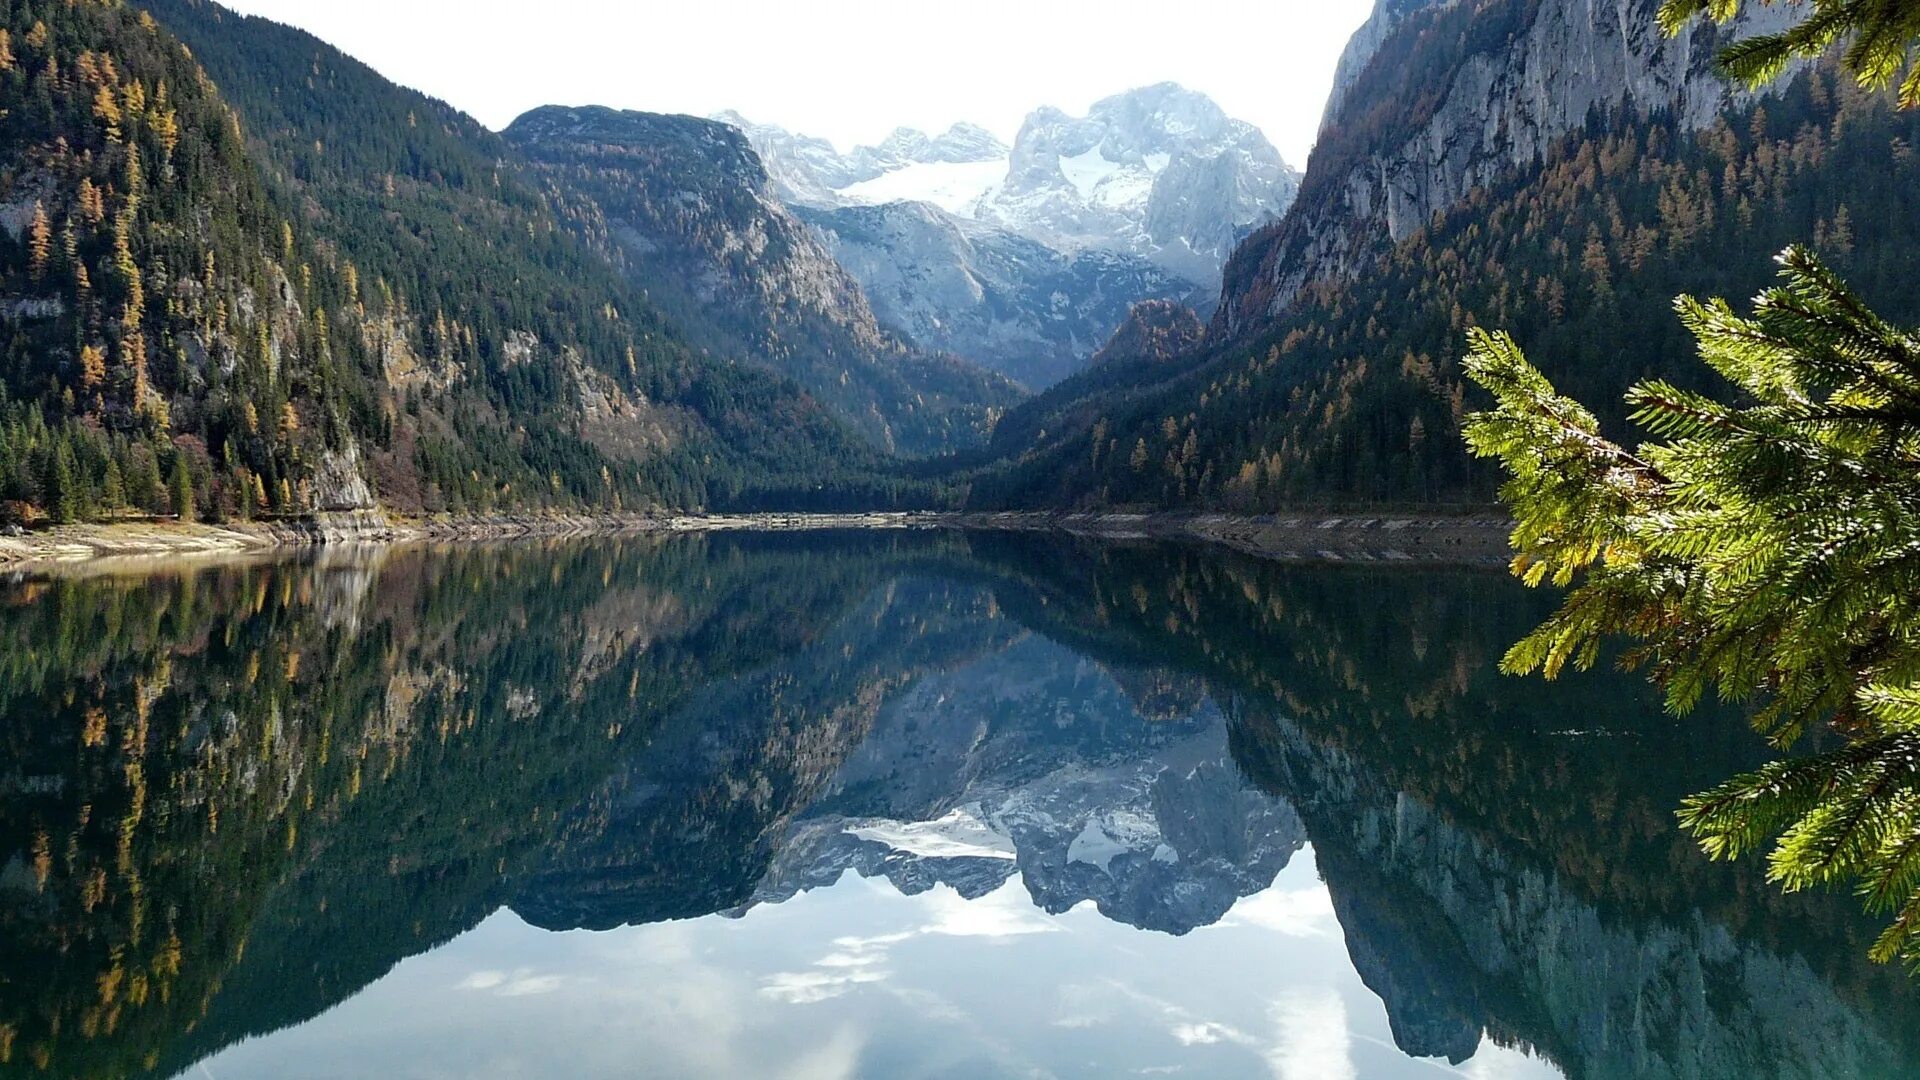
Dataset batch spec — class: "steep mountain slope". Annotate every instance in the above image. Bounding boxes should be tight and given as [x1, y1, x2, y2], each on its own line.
[1215, 0, 1796, 335]
[797, 200, 1198, 388]
[1089, 300, 1206, 368]
[504, 105, 1019, 456]
[0, 0, 376, 523]
[2, 0, 922, 522]
[963, 0, 1920, 510]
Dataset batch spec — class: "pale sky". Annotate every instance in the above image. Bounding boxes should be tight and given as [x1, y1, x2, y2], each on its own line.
[213, 0, 1374, 166]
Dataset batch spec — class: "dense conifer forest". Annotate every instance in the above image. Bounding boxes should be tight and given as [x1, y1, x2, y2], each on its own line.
[0, 0, 964, 528]
[964, 67, 1920, 510]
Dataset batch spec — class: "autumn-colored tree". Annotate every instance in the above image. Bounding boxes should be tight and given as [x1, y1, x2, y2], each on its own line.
[78, 345, 106, 392]
[27, 202, 51, 278]
[92, 83, 122, 141]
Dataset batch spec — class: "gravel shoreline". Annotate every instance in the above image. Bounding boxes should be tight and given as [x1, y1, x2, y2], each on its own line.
[0, 509, 1514, 572]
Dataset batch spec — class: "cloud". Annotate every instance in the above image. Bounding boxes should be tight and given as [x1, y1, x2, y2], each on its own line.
[762, 880, 1055, 1007]
[760, 967, 890, 1005]
[454, 967, 563, 996]
[919, 882, 1060, 939]
[1265, 990, 1355, 1080]
[1171, 1021, 1251, 1047]
[1220, 885, 1337, 937]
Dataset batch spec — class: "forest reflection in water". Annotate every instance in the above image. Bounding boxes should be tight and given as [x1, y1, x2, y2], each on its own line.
[0, 531, 1914, 1079]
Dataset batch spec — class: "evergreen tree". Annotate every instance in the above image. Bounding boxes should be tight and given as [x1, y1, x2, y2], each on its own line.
[1462, 0, 1920, 974]
[168, 453, 193, 522]
[43, 443, 77, 525]
[132, 448, 164, 515]
[1663, 0, 1920, 106]
[1465, 247, 1920, 966]
[101, 454, 124, 513]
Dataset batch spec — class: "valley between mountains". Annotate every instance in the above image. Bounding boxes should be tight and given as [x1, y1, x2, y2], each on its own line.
[3, 0, 1918, 542]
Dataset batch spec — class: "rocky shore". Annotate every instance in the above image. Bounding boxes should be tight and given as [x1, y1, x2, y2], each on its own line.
[0, 509, 1514, 572]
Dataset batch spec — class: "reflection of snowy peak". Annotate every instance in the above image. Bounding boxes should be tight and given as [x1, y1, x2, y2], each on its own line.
[719, 83, 1298, 283]
[742, 638, 1306, 934]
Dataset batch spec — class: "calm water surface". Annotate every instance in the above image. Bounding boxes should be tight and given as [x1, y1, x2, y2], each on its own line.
[2, 532, 1914, 1079]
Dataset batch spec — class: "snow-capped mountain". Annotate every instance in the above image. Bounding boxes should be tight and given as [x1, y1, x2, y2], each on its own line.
[797, 200, 1200, 388]
[715, 111, 1009, 211]
[721, 83, 1300, 283]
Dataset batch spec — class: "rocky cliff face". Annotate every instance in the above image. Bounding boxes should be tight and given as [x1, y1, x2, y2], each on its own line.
[799, 201, 1200, 388]
[1318, 0, 1455, 136]
[975, 83, 1301, 282]
[1216, 0, 1797, 337]
[505, 105, 1019, 456]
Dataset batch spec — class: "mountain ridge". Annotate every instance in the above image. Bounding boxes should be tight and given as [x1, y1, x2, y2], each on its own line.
[503, 103, 1020, 456]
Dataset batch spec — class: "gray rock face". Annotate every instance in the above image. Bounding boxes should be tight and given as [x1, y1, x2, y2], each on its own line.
[741, 638, 1307, 935]
[311, 444, 376, 512]
[978, 83, 1301, 281]
[798, 200, 1200, 388]
[505, 105, 1020, 456]
[715, 85, 1283, 383]
[1319, 0, 1457, 136]
[1218, 0, 1799, 337]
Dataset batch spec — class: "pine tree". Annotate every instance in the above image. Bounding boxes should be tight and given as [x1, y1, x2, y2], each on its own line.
[101, 455, 124, 513]
[168, 453, 194, 522]
[1662, 0, 1920, 107]
[1464, 246, 1920, 968]
[43, 444, 78, 525]
[130, 448, 164, 514]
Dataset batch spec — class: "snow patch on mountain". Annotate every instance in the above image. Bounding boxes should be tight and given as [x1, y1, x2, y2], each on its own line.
[718, 83, 1298, 283]
[838, 159, 1007, 215]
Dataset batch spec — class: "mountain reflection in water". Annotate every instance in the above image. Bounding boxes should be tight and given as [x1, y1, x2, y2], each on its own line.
[0, 532, 1913, 1079]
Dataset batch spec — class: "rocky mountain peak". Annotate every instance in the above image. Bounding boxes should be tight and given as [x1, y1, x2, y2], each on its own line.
[722, 85, 1298, 283]
[1216, 0, 1804, 338]
[926, 121, 1009, 162]
[978, 83, 1299, 281]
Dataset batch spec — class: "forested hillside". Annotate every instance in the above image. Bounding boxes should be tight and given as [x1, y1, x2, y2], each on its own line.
[0, 0, 938, 528]
[968, 66, 1920, 509]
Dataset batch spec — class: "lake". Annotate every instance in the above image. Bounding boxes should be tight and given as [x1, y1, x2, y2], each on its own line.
[2, 531, 1914, 1079]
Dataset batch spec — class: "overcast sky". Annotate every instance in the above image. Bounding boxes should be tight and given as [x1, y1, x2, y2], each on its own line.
[213, 0, 1374, 166]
